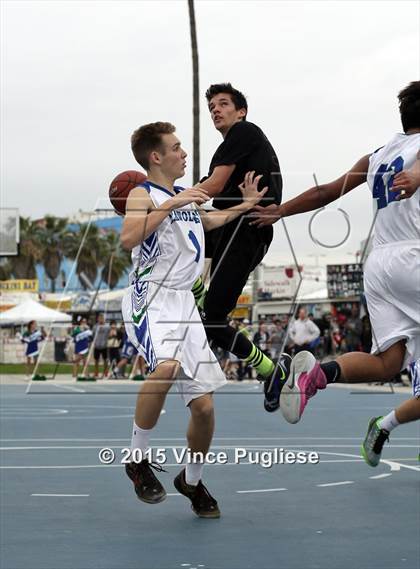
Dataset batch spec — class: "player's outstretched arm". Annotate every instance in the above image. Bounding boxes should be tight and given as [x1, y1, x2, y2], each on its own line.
[249, 154, 371, 227]
[121, 187, 209, 250]
[199, 172, 267, 231]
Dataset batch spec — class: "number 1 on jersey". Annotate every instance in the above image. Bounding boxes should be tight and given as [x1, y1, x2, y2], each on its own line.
[188, 230, 201, 263]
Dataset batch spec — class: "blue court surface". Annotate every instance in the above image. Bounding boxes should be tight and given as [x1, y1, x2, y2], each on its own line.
[1, 378, 419, 569]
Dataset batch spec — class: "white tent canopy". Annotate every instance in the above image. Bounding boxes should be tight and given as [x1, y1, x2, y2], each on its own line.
[0, 299, 72, 325]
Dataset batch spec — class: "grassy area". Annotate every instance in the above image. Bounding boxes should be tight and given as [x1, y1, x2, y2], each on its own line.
[0, 363, 100, 375]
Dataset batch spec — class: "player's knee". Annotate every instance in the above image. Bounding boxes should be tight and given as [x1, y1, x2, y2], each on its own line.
[378, 342, 406, 379]
[153, 360, 180, 380]
[190, 396, 214, 422]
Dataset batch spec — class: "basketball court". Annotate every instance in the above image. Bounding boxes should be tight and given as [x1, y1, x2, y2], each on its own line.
[1, 4, 419, 569]
[1, 376, 419, 569]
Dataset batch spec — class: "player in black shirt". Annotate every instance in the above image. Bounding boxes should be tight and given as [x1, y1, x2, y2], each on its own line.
[192, 83, 291, 412]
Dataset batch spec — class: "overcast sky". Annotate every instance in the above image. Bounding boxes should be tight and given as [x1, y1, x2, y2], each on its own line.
[1, 0, 418, 265]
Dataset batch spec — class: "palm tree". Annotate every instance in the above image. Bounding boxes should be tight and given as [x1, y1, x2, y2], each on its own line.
[10, 217, 42, 279]
[38, 215, 70, 292]
[0, 260, 12, 280]
[65, 223, 107, 289]
[0, 211, 19, 256]
[100, 231, 131, 289]
[188, 0, 200, 184]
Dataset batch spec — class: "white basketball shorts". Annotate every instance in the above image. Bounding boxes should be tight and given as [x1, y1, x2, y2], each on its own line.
[122, 281, 227, 406]
[364, 240, 420, 380]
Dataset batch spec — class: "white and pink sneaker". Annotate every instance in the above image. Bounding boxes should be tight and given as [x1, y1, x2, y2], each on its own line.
[280, 351, 327, 424]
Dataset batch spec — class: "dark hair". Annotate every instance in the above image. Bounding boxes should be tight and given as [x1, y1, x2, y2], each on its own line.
[27, 320, 36, 330]
[398, 81, 420, 132]
[205, 83, 248, 118]
[131, 122, 176, 170]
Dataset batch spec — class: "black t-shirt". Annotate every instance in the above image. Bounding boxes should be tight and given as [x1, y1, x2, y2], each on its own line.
[207, 121, 282, 210]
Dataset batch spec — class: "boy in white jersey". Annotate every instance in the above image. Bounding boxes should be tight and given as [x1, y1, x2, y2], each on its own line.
[250, 81, 420, 463]
[121, 122, 267, 517]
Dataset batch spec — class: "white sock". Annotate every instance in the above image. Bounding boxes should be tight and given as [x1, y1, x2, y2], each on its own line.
[185, 462, 204, 486]
[130, 422, 152, 456]
[378, 410, 399, 432]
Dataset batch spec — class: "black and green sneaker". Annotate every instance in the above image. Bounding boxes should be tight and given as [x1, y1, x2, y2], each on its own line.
[361, 417, 390, 467]
[174, 469, 220, 518]
[259, 353, 292, 413]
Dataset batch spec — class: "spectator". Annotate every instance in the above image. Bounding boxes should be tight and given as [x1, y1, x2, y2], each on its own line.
[344, 305, 362, 352]
[224, 352, 239, 380]
[330, 316, 343, 355]
[92, 313, 110, 378]
[270, 319, 287, 360]
[71, 317, 92, 379]
[107, 320, 123, 370]
[288, 307, 321, 355]
[19, 320, 45, 378]
[253, 322, 271, 357]
[112, 325, 147, 379]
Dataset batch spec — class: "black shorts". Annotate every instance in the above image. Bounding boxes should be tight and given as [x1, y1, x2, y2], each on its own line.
[204, 219, 273, 320]
[94, 347, 108, 362]
[108, 347, 120, 362]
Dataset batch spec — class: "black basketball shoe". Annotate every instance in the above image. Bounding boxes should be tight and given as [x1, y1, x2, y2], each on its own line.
[174, 469, 220, 518]
[125, 459, 167, 504]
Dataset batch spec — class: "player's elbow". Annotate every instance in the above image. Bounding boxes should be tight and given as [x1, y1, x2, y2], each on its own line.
[205, 182, 223, 198]
[314, 184, 337, 207]
[121, 232, 135, 251]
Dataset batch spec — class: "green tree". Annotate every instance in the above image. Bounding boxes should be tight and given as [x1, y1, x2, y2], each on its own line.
[10, 217, 42, 279]
[0, 260, 12, 280]
[38, 215, 71, 292]
[101, 231, 131, 289]
[65, 223, 107, 290]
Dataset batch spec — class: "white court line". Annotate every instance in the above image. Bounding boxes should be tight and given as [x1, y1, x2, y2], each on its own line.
[2, 465, 122, 469]
[1, 405, 135, 409]
[1, 444, 417, 450]
[0, 439, 418, 450]
[317, 481, 354, 487]
[0, 460, 391, 470]
[0, 436, 418, 441]
[314, 450, 420, 473]
[50, 383, 86, 393]
[83, 384, 118, 393]
[370, 473, 393, 480]
[237, 488, 287, 494]
[0, 415, 134, 421]
[0, 458, 417, 470]
[31, 493, 89, 497]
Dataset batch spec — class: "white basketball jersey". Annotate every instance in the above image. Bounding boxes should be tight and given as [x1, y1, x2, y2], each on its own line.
[129, 182, 205, 290]
[367, 133, 420, 247]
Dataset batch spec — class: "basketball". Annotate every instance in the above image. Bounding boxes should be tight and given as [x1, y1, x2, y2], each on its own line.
[109, 170, 147, 215]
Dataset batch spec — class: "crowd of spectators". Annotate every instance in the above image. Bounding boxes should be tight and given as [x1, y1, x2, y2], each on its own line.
[64, 304, 371, 380]
[26, 303, 408, 385]
[61, 313, 145, 379]
[218, 304, 375, 380]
